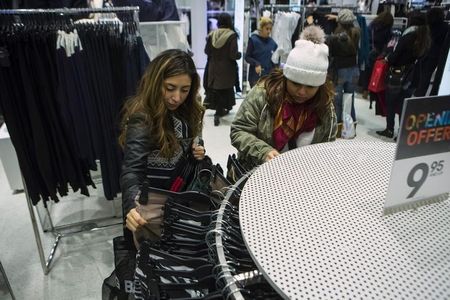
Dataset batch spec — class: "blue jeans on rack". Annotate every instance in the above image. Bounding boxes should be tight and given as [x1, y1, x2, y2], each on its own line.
[334, 67, 359, 123]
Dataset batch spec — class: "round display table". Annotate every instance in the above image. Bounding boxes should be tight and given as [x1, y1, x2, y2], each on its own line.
[239, 140, 450, 299]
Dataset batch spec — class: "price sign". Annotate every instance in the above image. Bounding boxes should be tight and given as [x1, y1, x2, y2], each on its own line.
[384, 95, 450, 214]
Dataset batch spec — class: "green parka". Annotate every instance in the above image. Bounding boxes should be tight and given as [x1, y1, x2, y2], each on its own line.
[230, 84, 337, 168]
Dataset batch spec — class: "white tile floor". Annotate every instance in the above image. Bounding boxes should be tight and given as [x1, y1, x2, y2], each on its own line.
[0, 89, 395, 300]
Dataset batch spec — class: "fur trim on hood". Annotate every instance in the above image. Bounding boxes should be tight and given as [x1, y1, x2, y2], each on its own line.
[210, 28, 235, 48]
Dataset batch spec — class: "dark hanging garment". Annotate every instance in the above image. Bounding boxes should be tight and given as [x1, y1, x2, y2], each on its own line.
[0, 34, 93, 205]
[0, 2, 12, 8]
[112, 0, 180, 21]
[313, 11, 337, 35]
[0, 10, 149, 205]
[20, 0, 87, 8]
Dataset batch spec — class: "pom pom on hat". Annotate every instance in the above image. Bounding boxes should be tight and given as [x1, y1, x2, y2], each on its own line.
[299, 25, 326, 44]
[283, 26, 329, 87]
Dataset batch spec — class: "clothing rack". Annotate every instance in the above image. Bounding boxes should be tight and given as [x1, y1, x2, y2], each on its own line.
[0, 6, 140, 275]
[263, 3, 303, 19]
[209, 171, 253, 300]
[309, 4, 359, 12]
[207, 9, 236, 15]
[0, 6, 139, 15]
[362, 14, 408, 29]
[393, 16, 408, 30]
[0, 260, 15, 300]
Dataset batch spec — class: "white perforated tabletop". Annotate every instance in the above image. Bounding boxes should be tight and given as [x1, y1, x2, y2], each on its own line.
[239, 140, 450, 300]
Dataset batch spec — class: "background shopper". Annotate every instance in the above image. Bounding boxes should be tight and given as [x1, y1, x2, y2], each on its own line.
[245, 16, 278, 88]
[327, 9, 360, 127]
[204, 13, 241, 126]
[376, 11, 430, 139]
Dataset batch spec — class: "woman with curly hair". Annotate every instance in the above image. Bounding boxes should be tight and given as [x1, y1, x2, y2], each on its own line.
[231, 26, 337, 169]
[119, 49, 206, 247]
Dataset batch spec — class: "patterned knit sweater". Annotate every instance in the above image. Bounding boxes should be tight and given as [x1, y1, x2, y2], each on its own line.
[120, 113, 191, 215]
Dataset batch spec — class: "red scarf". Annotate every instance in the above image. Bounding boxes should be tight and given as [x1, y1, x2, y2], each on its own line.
[272, 102, 318, 151]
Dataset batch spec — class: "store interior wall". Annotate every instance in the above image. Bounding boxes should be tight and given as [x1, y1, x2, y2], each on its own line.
[174, 0, 244, 91]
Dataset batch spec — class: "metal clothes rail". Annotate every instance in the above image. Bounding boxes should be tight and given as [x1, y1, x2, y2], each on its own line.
[209, 171, 253, 300]
[0, 260, 15, 300]
[0, 6, 139, 15]
[0, 6, 140, 275]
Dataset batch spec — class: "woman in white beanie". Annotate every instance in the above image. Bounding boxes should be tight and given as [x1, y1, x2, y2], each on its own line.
[231, 26, 337, 169]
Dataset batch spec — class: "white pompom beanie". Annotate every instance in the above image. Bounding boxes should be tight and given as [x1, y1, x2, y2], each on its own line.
[283, 25, 329, 87]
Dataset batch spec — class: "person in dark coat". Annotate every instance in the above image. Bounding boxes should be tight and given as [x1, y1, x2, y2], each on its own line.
[369, 11, 394, 54]
[376, 11, 431, 139]
[245, 17, 278, 88]
[414, 7, 449, 96]
[204, 13, 241, 126]
[326, 9, 360, 125]
[367, 11, 393, 110]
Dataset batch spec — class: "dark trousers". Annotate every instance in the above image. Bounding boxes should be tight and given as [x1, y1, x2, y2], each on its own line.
[206, 88, 235, 115]
[385, 86, 413, 131]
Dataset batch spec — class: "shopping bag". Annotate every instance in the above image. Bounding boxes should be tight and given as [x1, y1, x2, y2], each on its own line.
[102, 236, 136, 300]
[368, 58, 389, 93]
[341, 93, 355, 139]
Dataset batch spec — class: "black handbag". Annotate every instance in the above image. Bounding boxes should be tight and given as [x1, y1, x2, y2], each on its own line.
[169, 138, 218, 196]
[387, 63, 415, 90]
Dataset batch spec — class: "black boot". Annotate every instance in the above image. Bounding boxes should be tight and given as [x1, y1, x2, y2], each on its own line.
[216, 109, 227, 116]
[376, 129, 394, 138]
[214, 115, 220, 126]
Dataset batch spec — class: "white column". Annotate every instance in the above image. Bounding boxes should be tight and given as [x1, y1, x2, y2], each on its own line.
[438, 48, 450, 96]
[235, 0, 245, 93]
[190, 0, 208, 69]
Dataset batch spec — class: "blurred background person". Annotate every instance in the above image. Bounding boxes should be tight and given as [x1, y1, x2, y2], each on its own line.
[204, 12, 241, 127]
[367, 10, 393, 111]
[414, 7, 449, 96]
[376, 11, 430, 139]
[327, 9, 360, 133]
[245, 16, 278, 88]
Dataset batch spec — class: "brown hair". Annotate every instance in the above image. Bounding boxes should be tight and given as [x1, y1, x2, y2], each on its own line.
[261, 68, 334, 119]
[118, 49, 204, 158]
[407, 11, 431, 57]
[373, 11, 394, 28]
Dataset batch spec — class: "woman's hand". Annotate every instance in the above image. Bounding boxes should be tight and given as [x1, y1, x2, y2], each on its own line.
[126, 208, 147, 232]
[192, 144, 206, 160]
[265, 149, 280, 161]
[255, 65, 262, 76]
[325, 14, 337, 21]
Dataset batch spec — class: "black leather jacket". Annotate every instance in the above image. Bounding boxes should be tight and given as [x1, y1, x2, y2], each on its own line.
[120, 114, 190, 216]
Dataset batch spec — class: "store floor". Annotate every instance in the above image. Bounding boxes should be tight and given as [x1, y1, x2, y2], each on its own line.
[0, 92, 395, 300]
